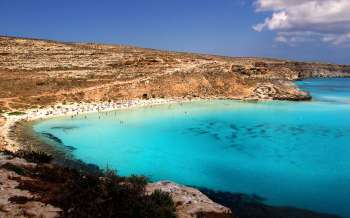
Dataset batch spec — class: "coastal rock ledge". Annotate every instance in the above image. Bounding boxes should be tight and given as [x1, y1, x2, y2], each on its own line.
[147, 181, 232, 218]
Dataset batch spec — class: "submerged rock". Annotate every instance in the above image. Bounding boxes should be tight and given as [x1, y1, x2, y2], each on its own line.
[147, 181, 232, 218]
[41, 132, 63, 145]
[199, 187, 341, 218]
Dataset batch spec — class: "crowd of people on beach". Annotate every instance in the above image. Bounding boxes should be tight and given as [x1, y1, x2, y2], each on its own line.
[6, 98, 186, 122]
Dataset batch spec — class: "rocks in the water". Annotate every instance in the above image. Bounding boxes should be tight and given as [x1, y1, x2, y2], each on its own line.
[51, 126, 77, 131]
[41, 132, 63, 145]
[41, 132, 77, 151]
[65, 145, 77, 151]
[146, 181, 232, 218]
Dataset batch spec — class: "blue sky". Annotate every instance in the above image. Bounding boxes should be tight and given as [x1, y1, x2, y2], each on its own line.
[0, 0, 349, 64]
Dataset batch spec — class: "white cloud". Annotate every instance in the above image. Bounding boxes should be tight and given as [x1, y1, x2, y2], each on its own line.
[253, 0, 350, 45]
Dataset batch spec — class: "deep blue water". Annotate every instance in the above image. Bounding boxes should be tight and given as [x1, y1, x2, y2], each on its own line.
[33, 78, 350, 217]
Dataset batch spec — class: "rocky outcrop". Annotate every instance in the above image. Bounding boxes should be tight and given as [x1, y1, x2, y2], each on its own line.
[0, 153, 61, 218]
[250, 82, 311, 101]
[147, 181, 232, 218]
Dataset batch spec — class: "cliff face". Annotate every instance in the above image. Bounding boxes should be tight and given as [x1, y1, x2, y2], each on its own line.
[0, 36, 350, 111]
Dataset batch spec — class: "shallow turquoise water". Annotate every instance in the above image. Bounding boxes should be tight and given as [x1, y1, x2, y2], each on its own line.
[33, 78, 350, 217]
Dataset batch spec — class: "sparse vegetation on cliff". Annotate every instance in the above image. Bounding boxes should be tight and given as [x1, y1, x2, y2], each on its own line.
[1, 150, 176, 218]
[8, 111, 26, 116]
[16, 150, 53, 163]
[1, 36, 350, 111]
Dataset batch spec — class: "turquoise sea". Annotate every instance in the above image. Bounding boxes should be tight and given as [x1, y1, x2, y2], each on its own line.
[33, 78, 350, 217]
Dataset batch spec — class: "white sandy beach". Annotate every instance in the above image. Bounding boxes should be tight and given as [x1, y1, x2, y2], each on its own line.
[1, 98, 194, 151]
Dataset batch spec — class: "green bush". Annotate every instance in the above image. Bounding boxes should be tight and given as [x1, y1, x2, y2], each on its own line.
[1, 163, 29, 176]
[8, 111, 26, 116]
[17, 150, 53, 164]
[150, 189, 174, 207]
[17, 163, 176, 218]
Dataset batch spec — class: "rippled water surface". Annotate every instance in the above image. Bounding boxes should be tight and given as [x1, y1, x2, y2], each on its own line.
[33, 78, 350, 217]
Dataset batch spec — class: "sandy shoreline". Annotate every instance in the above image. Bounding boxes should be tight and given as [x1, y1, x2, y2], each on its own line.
[0, 98, 195, 152]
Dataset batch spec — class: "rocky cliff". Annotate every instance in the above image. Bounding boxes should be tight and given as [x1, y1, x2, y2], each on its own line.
[1, 36, 349, 111]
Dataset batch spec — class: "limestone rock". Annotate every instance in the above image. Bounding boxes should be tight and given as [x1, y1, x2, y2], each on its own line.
[147, 181, 232, 218]
[0, 153, 62, 218]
